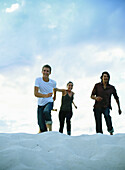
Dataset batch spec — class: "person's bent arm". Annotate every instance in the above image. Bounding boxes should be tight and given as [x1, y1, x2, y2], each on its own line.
[91, 95, 97, 100]
[91, 95, 103, 101]
[34, 86, 53, 98]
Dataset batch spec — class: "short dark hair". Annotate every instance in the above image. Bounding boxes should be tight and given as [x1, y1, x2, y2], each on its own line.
[67, 81, 73, 86]
[100, 71, 110, 84]
[42, 64, 51, 73]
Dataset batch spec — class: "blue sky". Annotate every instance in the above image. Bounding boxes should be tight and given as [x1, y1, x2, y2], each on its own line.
[0, 0, 125, 135]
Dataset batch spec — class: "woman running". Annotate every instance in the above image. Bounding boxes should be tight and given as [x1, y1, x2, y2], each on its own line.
[54, 81, 77, 135]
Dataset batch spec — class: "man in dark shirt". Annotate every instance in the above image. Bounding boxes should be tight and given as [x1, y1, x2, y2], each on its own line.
[91, 71, 122, 135]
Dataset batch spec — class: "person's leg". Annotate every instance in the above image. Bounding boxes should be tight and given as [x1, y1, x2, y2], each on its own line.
[59, 110, 65, 133]
[103, 108, 114, 135]
[93, 108, 103, 134]
[43, 102, 53, 131]
[37, 105, 47, 132]
[66, 111, 73, 135]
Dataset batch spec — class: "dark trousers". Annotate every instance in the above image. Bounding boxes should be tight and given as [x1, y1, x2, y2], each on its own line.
[37, 102, 53, 132]
[93, 107, 113, 133]
[59, 110, 73, 135]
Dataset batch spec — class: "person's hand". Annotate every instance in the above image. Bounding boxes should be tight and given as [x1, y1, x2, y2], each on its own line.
[118, 109, 122, 115]
[46, 93, 53, 98]
[53, 88, 57, 91]
[96, 96, 103, 101]
[75, 105, 77, 109]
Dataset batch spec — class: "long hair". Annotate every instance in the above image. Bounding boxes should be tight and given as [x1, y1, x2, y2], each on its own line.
[100, 71, 110, 84]
[67, 81, 73, 86]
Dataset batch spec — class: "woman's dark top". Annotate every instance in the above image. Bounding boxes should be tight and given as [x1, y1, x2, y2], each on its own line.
[60, 92, 74, 112]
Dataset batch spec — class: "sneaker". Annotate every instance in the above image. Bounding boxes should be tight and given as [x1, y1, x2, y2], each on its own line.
[67, 131, 71, 135]
[109, 128, 114, 135]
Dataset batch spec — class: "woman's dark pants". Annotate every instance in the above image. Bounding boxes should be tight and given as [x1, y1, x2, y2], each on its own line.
[59, 110, 72, 135]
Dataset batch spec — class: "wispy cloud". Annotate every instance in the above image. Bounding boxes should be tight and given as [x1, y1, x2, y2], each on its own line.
[1, 0, 125, 70]
[0, 0, 125, 134]
[5, 3, 19, 13]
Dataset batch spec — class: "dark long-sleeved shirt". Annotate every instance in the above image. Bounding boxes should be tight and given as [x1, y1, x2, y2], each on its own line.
[91, 82, 119, 109]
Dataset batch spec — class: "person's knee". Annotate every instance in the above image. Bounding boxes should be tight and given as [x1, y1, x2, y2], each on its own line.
[44, 110, 50, 115]
[104, 108, 110, 117]
[45, 111, 52, 124]
[66, 119, 71, 124]
[104, 114, 111, 119]
[44, 110, 52, 120]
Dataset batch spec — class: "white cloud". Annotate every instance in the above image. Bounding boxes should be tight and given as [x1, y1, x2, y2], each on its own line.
[5, 3, 19, 13]
[0, 0, 125, 135]
[120, 72, 125, 80]
[93, 47, 125, 62]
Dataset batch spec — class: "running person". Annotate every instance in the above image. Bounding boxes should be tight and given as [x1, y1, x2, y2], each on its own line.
[54, 81, 77, 135]
[34, 64, 56, 133]
[91, 71, 122, 135]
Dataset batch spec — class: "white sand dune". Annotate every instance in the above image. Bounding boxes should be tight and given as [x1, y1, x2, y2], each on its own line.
[0, 132, 125, 170]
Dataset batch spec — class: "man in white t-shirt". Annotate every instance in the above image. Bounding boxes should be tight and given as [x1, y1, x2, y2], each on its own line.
[34, 64, 56, 133]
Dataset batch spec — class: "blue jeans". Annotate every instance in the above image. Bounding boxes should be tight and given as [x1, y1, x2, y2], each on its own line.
[37, 102, 53, 132]
[93, 107, 114, 134]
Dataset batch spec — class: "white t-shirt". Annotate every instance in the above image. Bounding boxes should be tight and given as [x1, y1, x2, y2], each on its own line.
[35, 77, 56, 106]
